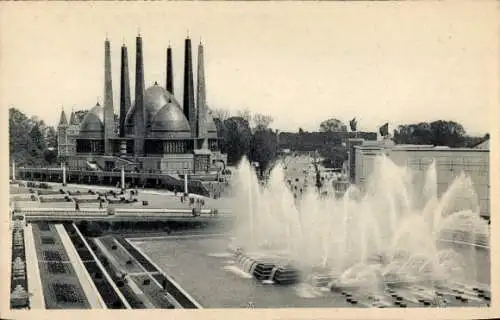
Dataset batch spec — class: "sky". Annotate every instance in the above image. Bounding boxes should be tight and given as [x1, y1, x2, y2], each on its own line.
[0, 2, 498, 135]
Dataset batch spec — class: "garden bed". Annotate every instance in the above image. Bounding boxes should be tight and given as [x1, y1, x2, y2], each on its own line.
[63, 223, 126, 309]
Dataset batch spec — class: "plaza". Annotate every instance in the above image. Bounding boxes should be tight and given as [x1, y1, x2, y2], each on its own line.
[8, 147, 491, 309]
[4, 3, 494, 313]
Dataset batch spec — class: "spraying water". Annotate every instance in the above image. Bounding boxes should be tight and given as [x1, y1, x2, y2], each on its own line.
[229, 156, 489, 289]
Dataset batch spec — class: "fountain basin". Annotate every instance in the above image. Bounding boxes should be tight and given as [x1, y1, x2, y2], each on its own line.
[309, 273, 333, 287]
[232, 251, 301, 285]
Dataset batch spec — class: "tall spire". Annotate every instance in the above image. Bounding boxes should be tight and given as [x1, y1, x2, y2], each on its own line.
[69, 108, 77, 125]
[103, 37, 114, 155]
[120, 44, 131, 138]
[196, 42, 208, 147]
[183, 36, 196, 138]
[134, 33, 146, 156]
[166, 45, 174, 94]
[58, 107, 68, 126]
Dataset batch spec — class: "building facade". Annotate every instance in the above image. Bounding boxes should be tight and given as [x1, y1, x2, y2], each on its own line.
[57, 34, 227, 174]
[57, 110, 79, 159]
[351, 140, 490, 218]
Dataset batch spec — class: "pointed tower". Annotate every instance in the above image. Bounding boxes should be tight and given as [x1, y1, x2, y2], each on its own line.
[134, 33, 146, 156]
[103, 37, 114, 155]
[69, 109, 77, 125]
[183, 36, 196, 138]
[67, 108, 78, 157]
[57, 107, 68, 158]
[58, 108, 68, 126]
[120, 44, 131, 138]
[196, 41, 208, 149]
[166, 44, 174, 94]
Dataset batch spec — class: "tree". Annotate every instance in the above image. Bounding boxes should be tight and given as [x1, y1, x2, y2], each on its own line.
[210, 108, 231, 122]
[429, 120, 466, 147]
[43, 149, 58, 164]
[319, 118, 348, 132]
[237, 108, 252, 124]
[252, 113, 274, 131]
[319, 145, 348, 169]
[28, 124, 45, 165]
[393, 122, 432, 145]
[249, 128, 278, 177]
[9, 107, 58, 166]
[393, 120, 467, 147]
[223, 116, 252, 165]
[9, 108, 32, 163]
[213, 118, 228, 153]
[45, 126, 57, 149]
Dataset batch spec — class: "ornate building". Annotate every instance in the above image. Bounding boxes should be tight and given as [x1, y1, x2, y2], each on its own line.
[57, 34, 226, 174]
[57, 109, 79, 158]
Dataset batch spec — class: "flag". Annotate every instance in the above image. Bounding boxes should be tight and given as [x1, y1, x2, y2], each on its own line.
[349, 118, 357, 132]
[379, 122, 389, 137]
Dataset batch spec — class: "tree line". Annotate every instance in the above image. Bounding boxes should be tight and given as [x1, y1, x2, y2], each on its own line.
[9, 106, 488, 175]
[9, 108, 58, 166]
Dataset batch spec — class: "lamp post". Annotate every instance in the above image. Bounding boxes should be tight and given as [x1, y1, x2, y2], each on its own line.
[184, 168, 189, 196]
[121, 165, 125, 191]
[62, 162, 67, 186]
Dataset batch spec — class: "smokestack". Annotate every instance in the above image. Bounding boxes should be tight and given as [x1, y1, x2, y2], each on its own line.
[166, 45, 174, 94]
[103, 38, 114, 155]
[120, 44, 131, 137]
[183, 37, 196, 138]
[196, 41, 208, 148]
[134, 34, 146, 156]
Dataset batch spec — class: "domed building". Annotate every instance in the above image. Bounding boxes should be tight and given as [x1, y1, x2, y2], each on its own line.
[58, 34, 226, 174]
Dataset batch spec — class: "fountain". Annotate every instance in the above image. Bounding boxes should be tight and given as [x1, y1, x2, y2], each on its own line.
[228, 156, 490, 306]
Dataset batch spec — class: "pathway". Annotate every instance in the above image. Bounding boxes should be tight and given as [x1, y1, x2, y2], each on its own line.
[23, 224, 45, 309]
[55, 224, 106, 308]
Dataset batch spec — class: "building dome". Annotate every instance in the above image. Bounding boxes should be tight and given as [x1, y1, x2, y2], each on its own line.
[79, 103, 104, 139]
[125, 82, 183, 136]
[149, 103, 191, 139]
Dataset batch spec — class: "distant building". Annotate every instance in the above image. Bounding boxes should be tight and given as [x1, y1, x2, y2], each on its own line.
[350, 140, 490, 219]
[278, 131, 377, 152]
[57, 34, 227, 174]
[57, 109, 80, 158]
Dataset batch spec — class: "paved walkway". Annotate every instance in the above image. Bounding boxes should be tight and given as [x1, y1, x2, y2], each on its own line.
[55, 224, 106, 309]
[23, 224, 45, 309]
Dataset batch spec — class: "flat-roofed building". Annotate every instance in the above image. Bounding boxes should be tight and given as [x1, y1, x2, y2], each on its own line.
[352, 141, 490, 218]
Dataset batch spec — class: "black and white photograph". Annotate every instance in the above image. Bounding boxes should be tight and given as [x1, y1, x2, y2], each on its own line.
[1, 1, 497, 319]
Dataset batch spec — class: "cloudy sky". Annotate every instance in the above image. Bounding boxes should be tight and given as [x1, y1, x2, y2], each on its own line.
[0, 2, 497, 135]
